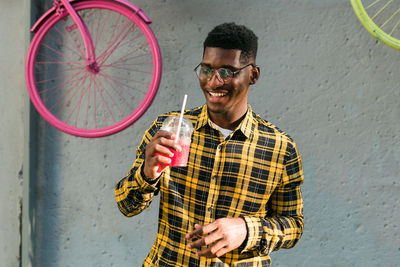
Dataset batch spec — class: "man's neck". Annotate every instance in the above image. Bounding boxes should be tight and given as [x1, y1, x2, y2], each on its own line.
[208, 107, 248, 130]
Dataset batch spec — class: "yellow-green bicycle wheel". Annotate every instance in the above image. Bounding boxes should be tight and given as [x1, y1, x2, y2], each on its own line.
[351, 0, 400, 49]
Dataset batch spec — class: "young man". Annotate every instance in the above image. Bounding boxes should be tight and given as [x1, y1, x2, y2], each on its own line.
[115, 22, 304, 266]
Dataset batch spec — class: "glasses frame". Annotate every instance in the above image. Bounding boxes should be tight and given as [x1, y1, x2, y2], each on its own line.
[194, 63, 255, 83]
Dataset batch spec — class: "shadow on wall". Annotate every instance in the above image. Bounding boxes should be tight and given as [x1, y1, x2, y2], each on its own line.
[32, 117, 63, 266]
[29, 1, 64, 265]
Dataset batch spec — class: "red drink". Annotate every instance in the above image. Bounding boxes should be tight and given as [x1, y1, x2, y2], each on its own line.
[157, 137, 191, 170]
[169, 138, 191, 167]
[157, 116, 193, 171]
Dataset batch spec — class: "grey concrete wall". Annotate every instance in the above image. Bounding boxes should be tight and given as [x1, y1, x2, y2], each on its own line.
[0, 0, 25, 266]
[1, 0, 399, 266]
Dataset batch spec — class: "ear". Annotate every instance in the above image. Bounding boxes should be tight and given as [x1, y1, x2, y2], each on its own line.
[249, 65, 260, 85]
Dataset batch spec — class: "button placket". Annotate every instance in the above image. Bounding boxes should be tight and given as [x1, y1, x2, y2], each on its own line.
[204, 142, 223, 224]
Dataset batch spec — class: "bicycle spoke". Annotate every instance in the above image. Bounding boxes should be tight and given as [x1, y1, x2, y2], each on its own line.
[96, 19, 134, 65]
[55, 22, 86, 60]
[36, 68, 85, 85]
[107, 13, 121, 49]
[102, 65, 153, 74]
[38, 74, 84, 96]
[35, 52, 83, 67]
[100, 30, 145, 59]
[46, 31, 83, 59]
[89, 77, 105, 127]
[61, 21, 86, 62]
[96, 13, 122, 60]
[381, 8, 400, 28]
[102, 53, 152, 70]
[97, 32, 147, 67]
[367, 0, 381, 9]
[102, 71, 147, 95]
[43, 71, 86, 103]
[89, 8, 94, 40]
[99, 70, 146, 96]
[94, 76, 122, 123]
[98, 72, 135, 111]
[35, 51, 83, 65]
[91, 73, 97, 128]
[80, 73, 91, 128]
[48, 72, 89, 114]
[35, 60, 83, 68]
[93, 78, 111, 127]
[102, 59, 153, 68]
[35, 66, 81, 75]
[55, 73, 88, 120]
[40, 42, 84, 67]
[94, 9, 111, 50]
[113, 31, 146, 51]
[390, 17, 400, 35]
[35, 54, 83, 74]
[64, 74, 91, 125]
[100, 37, 151, 66]
[372, 0, 393, 20]
[102, 70, 151, 86]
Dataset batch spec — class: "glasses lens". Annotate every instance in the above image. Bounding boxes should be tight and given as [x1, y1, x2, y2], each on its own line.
[196, 65, 211, 80]
[195, 65, 234, 82]
[217, 68, 233, 81]
[200, 66, 212, 76]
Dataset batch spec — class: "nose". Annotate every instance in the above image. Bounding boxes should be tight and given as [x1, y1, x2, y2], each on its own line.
[207, 71, 224, 88]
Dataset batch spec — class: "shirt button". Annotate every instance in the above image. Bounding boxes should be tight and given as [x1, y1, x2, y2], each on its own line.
[208, 207, 212, 212]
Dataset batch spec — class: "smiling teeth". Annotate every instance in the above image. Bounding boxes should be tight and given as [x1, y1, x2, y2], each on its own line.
[209, 92, 226, 97]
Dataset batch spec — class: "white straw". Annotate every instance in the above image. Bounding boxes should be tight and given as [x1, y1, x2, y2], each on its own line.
[175, 94, 187, 143]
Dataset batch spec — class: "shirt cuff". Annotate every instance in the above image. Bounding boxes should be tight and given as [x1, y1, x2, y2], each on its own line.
[135, 164, 160, 192]
[240, 216, 263, 253]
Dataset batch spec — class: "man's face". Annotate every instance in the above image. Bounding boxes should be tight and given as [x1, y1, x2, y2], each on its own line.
[198, 47, 254, 119]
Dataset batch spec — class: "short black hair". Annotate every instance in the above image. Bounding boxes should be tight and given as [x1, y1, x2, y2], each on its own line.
[203, 22, 258, 63]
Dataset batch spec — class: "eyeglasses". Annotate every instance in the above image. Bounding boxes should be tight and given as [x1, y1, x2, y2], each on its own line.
[194, 63, 254, 83]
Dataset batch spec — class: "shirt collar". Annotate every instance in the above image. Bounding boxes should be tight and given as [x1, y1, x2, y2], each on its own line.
[194, 104, 256, 141]
[194, 104, 209, 131]
[238, 105, 255, 140]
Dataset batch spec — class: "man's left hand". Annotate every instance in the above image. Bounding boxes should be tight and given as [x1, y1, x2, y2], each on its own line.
[186, 217, 247, 258]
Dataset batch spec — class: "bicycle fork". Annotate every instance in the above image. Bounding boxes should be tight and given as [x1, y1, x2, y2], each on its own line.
[56, 0, 99, 73]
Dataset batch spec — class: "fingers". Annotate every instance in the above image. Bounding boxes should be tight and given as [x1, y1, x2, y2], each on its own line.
[214, 247, 229, 258]
[196, 241, 227, 258]
[185, 224, 202, 240]
[187, 229, 220, 249]
[143, 130, 181, 179]
[154, 143, 174, 158]
[188, 232, 228, 258]
[186, 218, 248, 258]
[154, 131, 182, 152]
[196, 247, 216, 258]
[186, 223, 217, 240]
[154, 129, 174, 139]
[186, 223, 222, 258]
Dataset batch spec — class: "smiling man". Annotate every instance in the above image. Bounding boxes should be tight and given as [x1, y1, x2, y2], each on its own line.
[115, 23, 304, 267]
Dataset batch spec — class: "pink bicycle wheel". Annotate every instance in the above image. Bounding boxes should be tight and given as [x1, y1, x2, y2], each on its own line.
[26, 0, 162, 137]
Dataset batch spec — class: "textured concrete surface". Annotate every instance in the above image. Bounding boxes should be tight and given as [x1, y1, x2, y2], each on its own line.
[0, 0, 25, 266]
[2, 0, 400, 266]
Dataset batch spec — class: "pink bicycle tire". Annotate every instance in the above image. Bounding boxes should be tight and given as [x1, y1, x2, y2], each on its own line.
[25, 0, 162, 137]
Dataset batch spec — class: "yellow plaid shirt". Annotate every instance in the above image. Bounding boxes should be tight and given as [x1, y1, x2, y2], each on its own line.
[115, 105, 304, 267]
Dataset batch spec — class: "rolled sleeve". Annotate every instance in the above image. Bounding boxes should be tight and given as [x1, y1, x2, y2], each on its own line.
[240, 216, 264, 253]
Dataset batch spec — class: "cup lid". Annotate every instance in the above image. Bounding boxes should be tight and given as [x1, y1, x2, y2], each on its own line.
[161, 116, 194, 134]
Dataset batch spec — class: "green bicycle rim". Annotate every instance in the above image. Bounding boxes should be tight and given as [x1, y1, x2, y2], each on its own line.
[351, 0, 400, 50]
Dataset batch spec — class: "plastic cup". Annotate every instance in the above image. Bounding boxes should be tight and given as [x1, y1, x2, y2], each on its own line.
[159, 115, 193, 167]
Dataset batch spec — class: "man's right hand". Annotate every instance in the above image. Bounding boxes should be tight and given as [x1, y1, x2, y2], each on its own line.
[143, 130, 181, 180]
